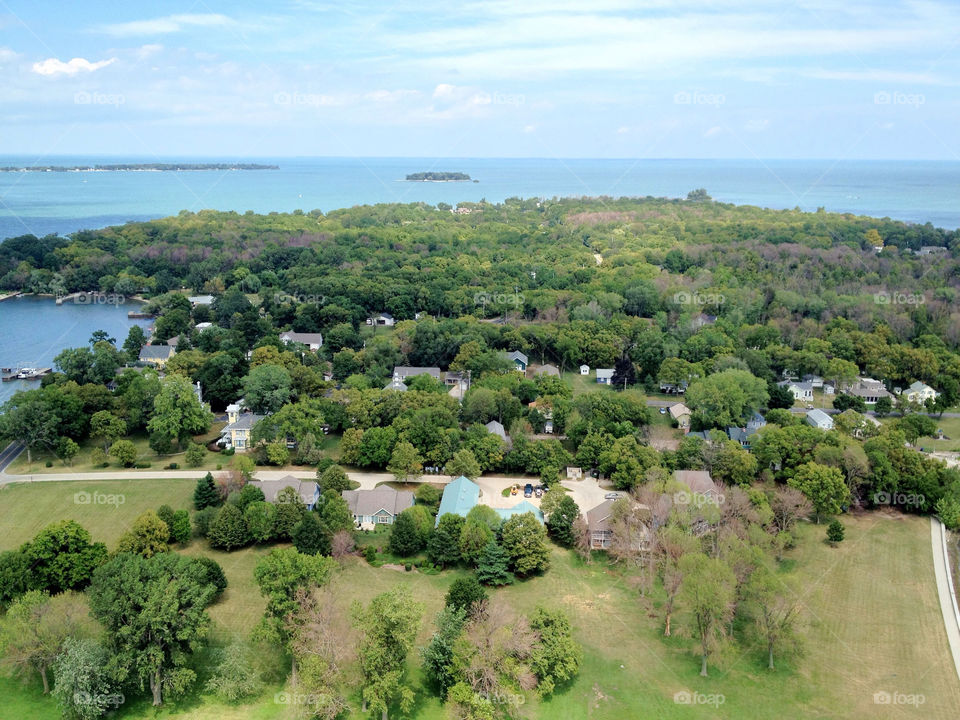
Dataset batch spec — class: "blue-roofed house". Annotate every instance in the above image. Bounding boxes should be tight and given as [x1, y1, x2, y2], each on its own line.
[436, 475, 482, 526]
[495, 500, 544, 524]
[746, 412, 767, 435]
[726, 426, 750, 447]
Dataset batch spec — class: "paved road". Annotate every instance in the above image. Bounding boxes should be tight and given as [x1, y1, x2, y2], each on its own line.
[0, 442, 23, 473]
[931, 517, 960, 684]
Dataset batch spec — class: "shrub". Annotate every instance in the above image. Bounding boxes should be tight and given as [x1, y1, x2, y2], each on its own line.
[45, 460, 53, 468]
[826, 519, 845, 544]
[405, 563, 412, 572]
[363, 546, 377, 563]
[192, 555, 228, 599]
[90, 448, 109, 468]
[185, 442, 206, 468]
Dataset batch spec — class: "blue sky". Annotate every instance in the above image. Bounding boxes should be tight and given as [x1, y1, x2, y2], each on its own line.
[1, 0, 958, 159]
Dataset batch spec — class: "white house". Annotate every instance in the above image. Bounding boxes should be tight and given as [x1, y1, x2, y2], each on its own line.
[843, 378, 894, 404]
[805, 408, 834, 431]
[367, 312, 395, 326]
[778, 380, 814, 402]
[596, 369, 614, 385]
[905, 381, 938, 404]
[279, 331, 324, 351]
[669, 403, 691, 429]
[580, 364, 590, 375]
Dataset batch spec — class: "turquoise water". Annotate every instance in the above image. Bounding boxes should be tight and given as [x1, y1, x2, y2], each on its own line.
[0, 296, 151, 403]
[1, 157, 958, 240]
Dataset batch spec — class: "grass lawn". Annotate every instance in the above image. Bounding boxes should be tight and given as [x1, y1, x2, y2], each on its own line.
[914, 415, 960, 453]
[9, 426, 227, 475]
[1, 480, 958, 718]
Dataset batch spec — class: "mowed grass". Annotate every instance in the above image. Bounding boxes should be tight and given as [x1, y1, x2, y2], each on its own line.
[0, 481, 958, 718]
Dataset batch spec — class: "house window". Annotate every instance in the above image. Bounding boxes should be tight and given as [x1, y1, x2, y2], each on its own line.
[236, 438, 245, 449]
[376, 515, 390, 523]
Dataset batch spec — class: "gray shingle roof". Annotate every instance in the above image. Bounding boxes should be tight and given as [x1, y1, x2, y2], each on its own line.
[342, 487, 414, 517]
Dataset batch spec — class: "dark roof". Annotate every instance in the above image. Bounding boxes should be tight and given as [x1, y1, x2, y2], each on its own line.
[139, 345, 175, 361]
[342, 487, 414, 517]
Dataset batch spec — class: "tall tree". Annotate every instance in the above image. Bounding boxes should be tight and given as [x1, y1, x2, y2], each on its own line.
[476, 541, 514, 586]
[743, 563, 802, 670]
[352, 585, 424, 720]
[545, 495, 580, 547]
[193, 472, 221, 510]
[500, 512, 550, 576]
[0, 390, 57, 463]
[146, 375, 213, 450]
[679, 553, 736, 677]
[23, 520, 107, 595]
[115, 511, 169, 558]
[88, 553, 216, 705]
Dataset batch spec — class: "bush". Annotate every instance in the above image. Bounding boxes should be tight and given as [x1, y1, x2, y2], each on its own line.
[192, 555, 228, 599]
[415, 483, 441, 507]
[445, 575, 488, 613]
[221, 447, 235, 457]
[45, 460, 53, 467]
[164, 462, 179, 470]
[193, 506, 218, 537]
[405, 562, 412, 572]
[133, 462, 152, 469]
[826, 519, 845, 544]
[90, 448, 109, 468]
[363, 545, 377, 563]
[185, 442, 206, 468]
[205, 641, 263, 701]
[109, 439, 138, 467]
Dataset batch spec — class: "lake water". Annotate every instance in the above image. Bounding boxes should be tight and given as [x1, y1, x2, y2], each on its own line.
[1, 157, 959, 241]
[0, 296, 151, 403]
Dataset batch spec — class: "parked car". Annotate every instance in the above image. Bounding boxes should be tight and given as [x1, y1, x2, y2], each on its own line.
[524, 483, 534, 498]
[510, 485, 518, 496]
[604, 492, 621, 500]
[535, 487, 543, 498]
[659, 406, 667, 414]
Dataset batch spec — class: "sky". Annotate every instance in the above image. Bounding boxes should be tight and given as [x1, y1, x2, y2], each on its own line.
[0, 0, 958, 159]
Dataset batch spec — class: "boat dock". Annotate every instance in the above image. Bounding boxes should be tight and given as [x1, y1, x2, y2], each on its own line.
[127, 311, 155, 319]
[1, 367, 52, 382]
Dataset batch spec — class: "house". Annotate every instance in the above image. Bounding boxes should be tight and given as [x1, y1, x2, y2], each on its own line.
[669, 403, 691, 429]
[746, 412, 767, 435]
[495, 500, 544, 524]
[823, 383, 835, 395]
[392, 366, 442, 382]
[916, 246, 948, 256]
[579, 364, 590, 375]
[673, 470, 722, 502]
[166, 335, 180, 350]
[544, 419, 554, 434]
[250, 475, 320, 510]
[220, 403, 265, 451]
[139, 344, 176, 369]
[436, 475, 482, 526]
[187, 295, 214, 306]
[484, 420, 511, 447]
[342, 487, 414, 529]
[586, 499, 617, 549]
[443, 370, 466, 386]
[383, 375, 408, 392]
[905, 381, 938, 404]
[686, 431, 711, 442]
[659, 380, 688, 395]
[690, 313, 717, 330]
[535, 364, 560, 377]
[802, 374, 824, 389]
[505, 351, 528, 372]
[805, 408, 834, 430]
[195, 322, 213, 330]
[844, 378, 893, 404]
[367, 312, 395, 327]
[280, 331, 324, 351]
[777, 380, 814, 402]
[726, 426, 750, 447]
[595, 369, 614, 385]
[566, 466, 583, 480]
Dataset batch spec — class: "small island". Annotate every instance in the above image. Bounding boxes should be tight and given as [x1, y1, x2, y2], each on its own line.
[0, 163, 279, 172]
[405, 171, 473, 182]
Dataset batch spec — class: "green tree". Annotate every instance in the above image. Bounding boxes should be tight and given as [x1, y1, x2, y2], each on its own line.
[115, 510, 169, 558]
[458, 520, 494, 565]
[89, 411, 127, 451]
[476, 541, 514, 586]
[545, 495, 580, 547]
[193, 472, 221, 510]
[428, 514, 466, 568]
[108, 439, 137, 467]
[873, 396, 893, 417]
[414, 483, 441, 508]
[317, 464, 354, 494]
[826, 519, 845, 544]
[207, 504, 250, 551]
[242, 364, 292, 414]
[204, 640, 264, 702]
[743, 563, 802, 670]
[420, 605, 467, 695]
[52, 638, 122, 720]
[147, 375, 213, 450]
[88, 552, 217, 705]
[352, 585, 424, 719]
[445, 449, 482, 480]
[185, 442, 206, 468]
[24, 520, 107, 594]
[0, 390, 58, 463]
[0, 590, 92, 694]
[244, 501, 276, 543]
[500, 512, 550, 576]
[274, 486, 307, 540]
[445, 575, 487, 614]
[170, 510, 191, 545]
[387, 440, 423, 482]
[685, 369, 769, 429]
[389, 511, 424, 556]
[679, 553, 736, 677]
[529, 607, 582, 696]
[787, 462, 850, 522]
[319, 491, 355, 536]
[55, 437, 80, 466]
[292, 513, 329, 556]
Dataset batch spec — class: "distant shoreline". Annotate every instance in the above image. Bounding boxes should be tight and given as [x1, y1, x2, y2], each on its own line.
[404, 171, 474, 182]
[0, 163, 279, 173]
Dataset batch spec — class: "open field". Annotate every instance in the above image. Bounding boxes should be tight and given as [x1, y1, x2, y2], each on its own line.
[0, 480, 957, 718]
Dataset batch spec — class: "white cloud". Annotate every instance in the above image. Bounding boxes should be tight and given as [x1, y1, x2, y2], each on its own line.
[703, 126, 723, 138]
[432, 83, 457, 98]
[98, 13, 233, 37]
[31, 57, 116, 76]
